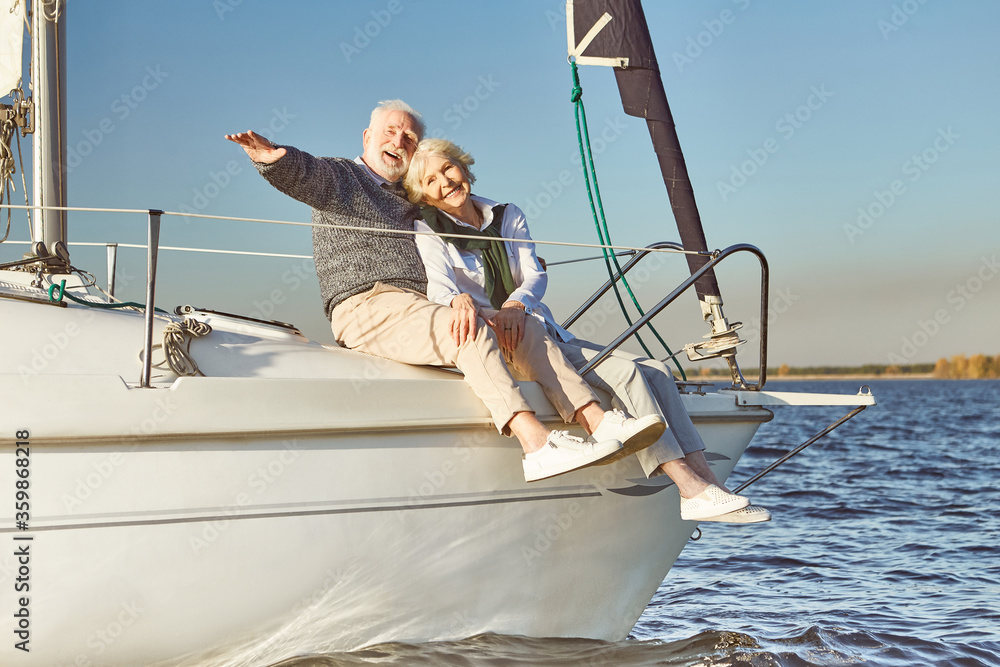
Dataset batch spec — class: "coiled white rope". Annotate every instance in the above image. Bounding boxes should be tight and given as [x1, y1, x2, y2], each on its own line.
[150, 317, 213, 377]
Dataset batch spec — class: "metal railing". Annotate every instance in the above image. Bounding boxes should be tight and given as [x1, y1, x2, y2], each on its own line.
[561, 241, 770, 391]
[140, 210, 162, 388]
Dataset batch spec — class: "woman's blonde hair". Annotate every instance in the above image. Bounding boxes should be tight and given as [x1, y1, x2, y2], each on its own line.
[403, 138, 476, 204]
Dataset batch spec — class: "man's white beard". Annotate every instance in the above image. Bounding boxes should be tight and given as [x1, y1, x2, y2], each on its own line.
[378, 144, 409, 180]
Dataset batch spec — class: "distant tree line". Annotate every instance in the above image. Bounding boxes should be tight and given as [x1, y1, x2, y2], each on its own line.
[773, 363, 935, 377]
[932, 354, 1000, 379]
[696, 363, 935, 377]
[692, 355, 998, 379]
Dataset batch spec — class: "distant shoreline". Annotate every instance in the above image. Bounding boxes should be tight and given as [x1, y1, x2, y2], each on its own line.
[696, 373, 949, 381]
[697, 373, 1000, 381]
[765, 374, 934, 381]
[691, 354, 1000, 381]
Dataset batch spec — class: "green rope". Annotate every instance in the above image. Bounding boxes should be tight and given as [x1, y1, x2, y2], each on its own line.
[570, 62, 687, 380]
[48, 280, 167, 313]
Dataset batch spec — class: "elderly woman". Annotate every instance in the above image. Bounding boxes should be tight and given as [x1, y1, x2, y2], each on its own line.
[404, 138, 769, 523]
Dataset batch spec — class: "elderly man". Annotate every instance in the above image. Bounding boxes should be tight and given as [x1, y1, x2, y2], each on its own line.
[226, 99, 664, 482]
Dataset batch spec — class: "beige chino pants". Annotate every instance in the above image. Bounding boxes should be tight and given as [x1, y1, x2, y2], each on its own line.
[330, 283, 599, 433]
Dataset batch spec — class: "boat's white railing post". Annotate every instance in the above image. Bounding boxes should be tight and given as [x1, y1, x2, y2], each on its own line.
[106, 242, 118, 300]
[140, 210, 162, 388]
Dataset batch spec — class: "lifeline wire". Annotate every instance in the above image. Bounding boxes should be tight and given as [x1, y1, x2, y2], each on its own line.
[2, 203, 714, 367]
[0, 204, 707, 258]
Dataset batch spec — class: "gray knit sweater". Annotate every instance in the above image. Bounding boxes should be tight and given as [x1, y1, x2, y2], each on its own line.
[255, 146, 426, 319]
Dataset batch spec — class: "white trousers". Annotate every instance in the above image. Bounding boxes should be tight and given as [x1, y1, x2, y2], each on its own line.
[555, 337, 706, 478]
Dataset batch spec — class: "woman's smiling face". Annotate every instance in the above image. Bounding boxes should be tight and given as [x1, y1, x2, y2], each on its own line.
[420, 155, 472, 218]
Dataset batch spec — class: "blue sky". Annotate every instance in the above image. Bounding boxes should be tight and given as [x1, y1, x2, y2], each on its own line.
[3, 0, 998, 368]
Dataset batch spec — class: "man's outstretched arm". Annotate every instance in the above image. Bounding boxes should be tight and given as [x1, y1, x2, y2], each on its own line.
[225, 130, 286, 163]
[226, 130, 350, 211]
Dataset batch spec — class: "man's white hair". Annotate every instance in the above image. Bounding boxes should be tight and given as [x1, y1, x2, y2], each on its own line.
[370, 99, 426, 140]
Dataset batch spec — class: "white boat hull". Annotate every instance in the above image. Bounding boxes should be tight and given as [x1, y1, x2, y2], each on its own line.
[1, 417, 767, 667]
[0, 279, 772, 666]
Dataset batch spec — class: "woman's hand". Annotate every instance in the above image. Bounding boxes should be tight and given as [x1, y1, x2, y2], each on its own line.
[490, 301, 527, 353]
[449, 293, 479, 347]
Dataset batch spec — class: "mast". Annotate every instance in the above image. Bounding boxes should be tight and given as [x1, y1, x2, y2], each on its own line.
[30, 0, 68, 267]
[567, 0, 746, 372]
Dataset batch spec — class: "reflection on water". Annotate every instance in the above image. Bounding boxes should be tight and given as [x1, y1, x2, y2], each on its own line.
[273, 380, 1000, 667]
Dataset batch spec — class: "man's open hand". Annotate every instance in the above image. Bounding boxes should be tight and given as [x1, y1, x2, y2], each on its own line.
[225, 130, 286, 164]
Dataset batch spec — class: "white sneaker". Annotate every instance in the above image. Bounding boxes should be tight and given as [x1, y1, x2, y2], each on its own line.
[699, 505, 771, 524]
[588, 409, 665, 464]
[679, 484, 750, 521]
[522, 431, 623, 482]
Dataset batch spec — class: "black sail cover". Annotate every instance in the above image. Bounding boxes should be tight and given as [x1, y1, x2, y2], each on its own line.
[570, 0, 721, 302]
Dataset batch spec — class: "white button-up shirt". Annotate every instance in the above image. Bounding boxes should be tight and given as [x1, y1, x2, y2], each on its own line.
[413, 195, 574, 341]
